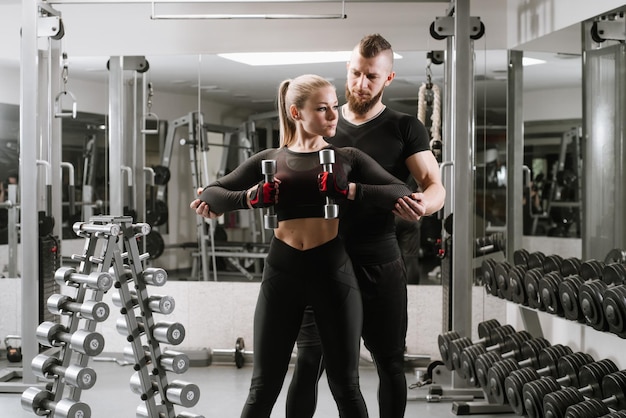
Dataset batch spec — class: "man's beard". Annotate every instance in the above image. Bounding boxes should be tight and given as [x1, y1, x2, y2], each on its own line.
[345, 85, 384, 115]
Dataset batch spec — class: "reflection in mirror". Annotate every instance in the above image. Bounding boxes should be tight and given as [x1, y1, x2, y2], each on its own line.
[0, 103, 19, 246]
[522, 119, 582, 238]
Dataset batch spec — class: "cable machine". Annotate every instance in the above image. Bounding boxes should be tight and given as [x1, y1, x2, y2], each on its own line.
[156, 112, 269, 281]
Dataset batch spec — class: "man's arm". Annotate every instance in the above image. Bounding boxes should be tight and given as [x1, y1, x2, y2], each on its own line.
[394, 150, 446, 221]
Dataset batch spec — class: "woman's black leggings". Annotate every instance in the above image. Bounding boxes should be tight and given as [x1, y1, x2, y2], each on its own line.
[240, 236, 368, 418]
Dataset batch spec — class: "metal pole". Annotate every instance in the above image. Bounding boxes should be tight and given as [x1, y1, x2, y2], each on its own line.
[20, 0, 39, 384]
[450, 0, 474, 342]
[506, 50, 524, 262]
[108, 57, 124, 216]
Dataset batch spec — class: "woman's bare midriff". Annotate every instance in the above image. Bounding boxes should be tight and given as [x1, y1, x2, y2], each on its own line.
[274, 218, 340, 251]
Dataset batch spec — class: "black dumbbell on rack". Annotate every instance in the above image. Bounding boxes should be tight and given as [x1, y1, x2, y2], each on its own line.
[473, 344, 574, 394]
[438, 319, 511, 371]
[540, 369, 626, 418]
[459, 334, 550, 386]
[578, 261, 626, 332]
[521, 359, 617, 418]
[602, 263, 626, 338]
[487, 351, 596, 406]
[558, 259, 606, 323]
[506, 358, 617, 416]
[448, 328, 531, 375]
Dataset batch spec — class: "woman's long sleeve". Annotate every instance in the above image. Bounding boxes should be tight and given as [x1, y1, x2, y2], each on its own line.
[344, 147, 413, 210]
[197, 150, 273, 214]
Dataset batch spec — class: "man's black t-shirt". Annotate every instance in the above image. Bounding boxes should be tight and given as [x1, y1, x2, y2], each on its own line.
[328, 106, 431, 264]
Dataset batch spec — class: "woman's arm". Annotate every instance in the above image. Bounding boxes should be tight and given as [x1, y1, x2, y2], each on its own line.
[197, 150, 274, 214]
[342, 147, 413, 210]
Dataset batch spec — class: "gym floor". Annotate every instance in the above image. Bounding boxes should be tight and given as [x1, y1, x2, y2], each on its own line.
[0, 357, 517, 418]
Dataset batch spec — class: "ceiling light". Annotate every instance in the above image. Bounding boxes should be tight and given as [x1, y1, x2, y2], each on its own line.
[522, 57, 546, 66]
[218, 51, 402, 66]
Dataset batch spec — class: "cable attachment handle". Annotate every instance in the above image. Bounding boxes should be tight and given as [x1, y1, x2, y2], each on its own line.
[54, 53, 77, 119]
[141, 82, 160, 135]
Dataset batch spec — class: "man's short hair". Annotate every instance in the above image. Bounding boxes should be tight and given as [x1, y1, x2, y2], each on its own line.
[358, 33, 393, 59]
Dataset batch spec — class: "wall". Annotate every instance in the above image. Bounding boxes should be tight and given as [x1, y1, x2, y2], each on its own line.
[524, 86, 582, 121]
[0, 271, 506, 361]
[507, 0, 626, 50]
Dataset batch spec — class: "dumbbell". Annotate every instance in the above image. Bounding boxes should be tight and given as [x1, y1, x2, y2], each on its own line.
[493, 260, 515, 299]
[558, 259, 606, 323]
[507, 264, 530, 304]
[539, 271, 568, 316]
[437, 318, 505, 370]
[579, 262, 626, 332]
[525, 268, 549, 310]
[72, 220, 120, 237]
[37, 322, 105, 356]
[523, 255, 582, 311]
[602, 265, 626, 338]
[47, 294, 110, 322]
[460, 336, 551, 386]
[541, 369, 626, 418]
[447, 326, 525, 374]
[142, 267, 168, 287]
[603, 286, 626, 338]
[319, 149, 339, 219]
[32, 353, 97, 390]
[21, 387, 91, 418]
[123, 345, 190, 374]
[261, 159, 278, 229]
[605, 249, 626, 264]
[116, 317, 185, 345]
[542, 254, 565, 271]
[136, 404, 205, 418]
[560, 257, 584, 277]
[509, 357, 617, 416]
[474, 344, 573, 393]
[129, 372, 200, 407]
[54, 266, 114, 291]
[519, 359, 617, 418]
[112, 290, 176, 315]
[482, 258, 499, 296]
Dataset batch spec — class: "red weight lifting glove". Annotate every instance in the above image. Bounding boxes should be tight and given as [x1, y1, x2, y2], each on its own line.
[317, 171, 349, 200]
[248, 181, 276, 208]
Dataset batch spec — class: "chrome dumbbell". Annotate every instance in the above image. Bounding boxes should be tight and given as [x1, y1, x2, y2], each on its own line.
[116, 317, 185, 345]
[318, 149, 339, 219]
[112, 291, 175, 315]
[130, 372, 200, 407]
[21, 387, 91, 418]
[261, 159, 278, 229]
[32, 353, 97, 390]
[54, 266, 113, 291]
[123, 345, 190, 374]
[37, 322, 105, 356]
[47, 294, 110, 322]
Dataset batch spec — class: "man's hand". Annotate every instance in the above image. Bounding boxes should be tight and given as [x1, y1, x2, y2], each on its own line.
[190, 188, 222, 219]
[393, 192, 427, 221]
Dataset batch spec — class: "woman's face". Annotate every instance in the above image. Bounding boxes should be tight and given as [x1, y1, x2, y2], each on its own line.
[297, 86, 338, 138]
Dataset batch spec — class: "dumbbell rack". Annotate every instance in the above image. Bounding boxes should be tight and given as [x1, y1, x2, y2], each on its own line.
[21, 215, 202, 418]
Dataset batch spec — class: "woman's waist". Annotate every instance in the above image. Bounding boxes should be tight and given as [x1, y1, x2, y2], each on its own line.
[274, 218, 339, 251]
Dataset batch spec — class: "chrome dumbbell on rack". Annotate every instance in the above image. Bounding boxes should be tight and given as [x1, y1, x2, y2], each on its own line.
[22, 215, 203, 418]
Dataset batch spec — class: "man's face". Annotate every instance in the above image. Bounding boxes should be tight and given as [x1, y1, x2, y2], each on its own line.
[345, 51, 394, 115]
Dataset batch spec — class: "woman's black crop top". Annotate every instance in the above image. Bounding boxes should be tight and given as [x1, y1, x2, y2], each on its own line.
[198, 145, 412, 222]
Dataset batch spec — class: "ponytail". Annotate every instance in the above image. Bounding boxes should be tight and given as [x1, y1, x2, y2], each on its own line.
[278, 79, 296, 147]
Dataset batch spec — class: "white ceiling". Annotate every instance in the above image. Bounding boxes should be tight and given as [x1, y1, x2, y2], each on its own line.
[0, 1, 595, 124]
